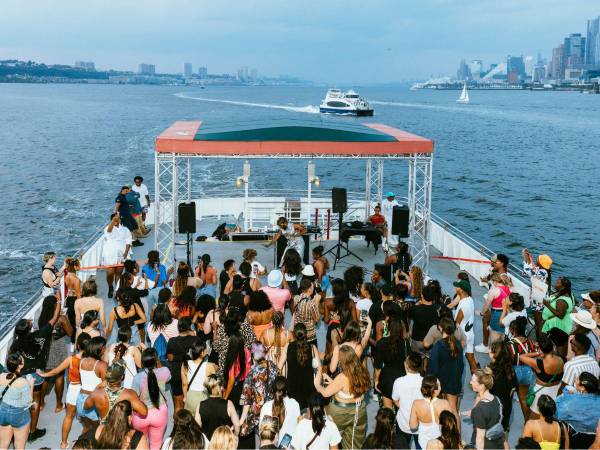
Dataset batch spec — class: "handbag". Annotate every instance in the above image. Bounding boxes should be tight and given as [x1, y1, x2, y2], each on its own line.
[526, 373, 557, 407]
[485, 396, 505, 441]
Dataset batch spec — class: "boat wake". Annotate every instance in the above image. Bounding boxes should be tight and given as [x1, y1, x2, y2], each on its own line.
[174, 92, 319, 114]
[371, 100, 467, 113]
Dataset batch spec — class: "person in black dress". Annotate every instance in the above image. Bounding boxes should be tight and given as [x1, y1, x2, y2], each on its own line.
[279, 323, 317, 410]
[427, 317, 464, 416]
[166, 317, 198, 413]
[374, 313, 409, 408]
[198, 374, 240, 439]
[488, 340, 517, 434]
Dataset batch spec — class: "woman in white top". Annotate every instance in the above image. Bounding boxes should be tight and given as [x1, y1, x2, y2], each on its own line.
[409, 375, 453, 449]
[291, 392, 341, 450]
[104, 327, 142, 389]
[76, 336, 108, 434]
[182, 338, 217, 414]
[260, 376, 301, 447]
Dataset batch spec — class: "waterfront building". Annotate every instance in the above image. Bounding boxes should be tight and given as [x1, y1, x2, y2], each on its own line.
[506, 55, 525, 84]
[564, 33, 586, 68]
[469, 60, 483, 80]
[565, 68, 582, 81]
[550, 44, 566, 80]
[586, 16, 600, 65]
[74, 61, 95, 71]
[532, 64, 546, 83]
[138, 63, 156, 75]
[184, 62, 193, 77]
[198, 66, 208, 78]
[524, 56, 535, 79]
[456, 59, 471, 80]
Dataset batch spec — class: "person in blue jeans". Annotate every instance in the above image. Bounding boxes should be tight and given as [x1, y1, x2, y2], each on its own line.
[0, 353, 34, 450]
[141, 250, 172, 313]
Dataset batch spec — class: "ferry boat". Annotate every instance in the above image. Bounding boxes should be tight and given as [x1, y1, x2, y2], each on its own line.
[0, 118, 534, 447]
[319, 89, 374, 115]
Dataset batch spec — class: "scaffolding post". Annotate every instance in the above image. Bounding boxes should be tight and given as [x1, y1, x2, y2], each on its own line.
[407, 155, 433, 274]
[364, 158, 384, 220]
[154, 153, 177, 264]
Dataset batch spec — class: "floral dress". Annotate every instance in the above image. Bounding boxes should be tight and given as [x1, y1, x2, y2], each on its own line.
[240, 358, 278, 434]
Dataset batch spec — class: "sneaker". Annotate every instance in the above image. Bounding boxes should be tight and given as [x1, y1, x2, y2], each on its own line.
[28, 428, 46, 442]
[475, 344, 490, 353]
[132, 240, 144, 247]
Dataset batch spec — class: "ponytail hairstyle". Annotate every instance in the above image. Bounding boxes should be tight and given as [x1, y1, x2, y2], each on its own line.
[439, 317, 459, 358]
[370, 407, 395, 449]
[141, 347, 161, 408]
[421, 375, 439, 399]
[65, 257, 80, 274]
[185, 337, 207, 370]
[293, 322, 310, 367]
[473, 367, 495, 391]
[270, 376, 288, 430]
[272, 311, 285, 363]
[113, 326, 132, 361]
[307, 392, 327, 435]
[223, 333, 246, 387]
[438, 410, 461, 450]
[537, 394, 556, 424]
[80, 309, 99, 330]
[173, 261, 192, 297]
[115, 287, 134, 314]
[5, 353, 23, 380]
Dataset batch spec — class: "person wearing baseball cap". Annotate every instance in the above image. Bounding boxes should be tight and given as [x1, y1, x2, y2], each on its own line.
[453, 278, 478, 373]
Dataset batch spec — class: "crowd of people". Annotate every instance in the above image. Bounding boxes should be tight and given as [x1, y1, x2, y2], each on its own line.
[1, 186, 600, 450]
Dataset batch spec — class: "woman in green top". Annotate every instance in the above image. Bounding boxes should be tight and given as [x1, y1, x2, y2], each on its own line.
[542, 277, 574, 335]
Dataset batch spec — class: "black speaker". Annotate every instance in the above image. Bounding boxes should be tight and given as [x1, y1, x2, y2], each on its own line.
[391, 205, 410, 237]
[331, 187, 347, 214]
[178, 202, 196, 234]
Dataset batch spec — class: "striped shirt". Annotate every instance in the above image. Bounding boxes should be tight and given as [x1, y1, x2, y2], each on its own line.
[562, 354, 600, 387]
[293, 294, 320, 342]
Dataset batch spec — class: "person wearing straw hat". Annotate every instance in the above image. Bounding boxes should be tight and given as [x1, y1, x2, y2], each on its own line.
[381, 192, 399, 246]
[569, 310, 600, 360]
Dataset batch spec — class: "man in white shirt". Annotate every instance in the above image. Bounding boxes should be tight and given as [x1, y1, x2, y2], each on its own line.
[392, 353, 424, 449]
[131, 175, 150, 221]
[453, 279, 478, 373]
[102, 212, 132, 298]
[560, 333, 600, 394]
[380, 192, 399, 246]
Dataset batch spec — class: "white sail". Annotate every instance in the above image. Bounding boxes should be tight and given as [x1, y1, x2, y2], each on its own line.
[457, 83, 469, 103]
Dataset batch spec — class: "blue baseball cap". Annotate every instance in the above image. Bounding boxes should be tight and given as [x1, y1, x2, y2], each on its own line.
[386, 192, 395, 197]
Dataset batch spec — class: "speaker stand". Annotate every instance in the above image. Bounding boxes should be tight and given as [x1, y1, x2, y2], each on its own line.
[185, 232, 193, 267]
[323, 213, 363, 270]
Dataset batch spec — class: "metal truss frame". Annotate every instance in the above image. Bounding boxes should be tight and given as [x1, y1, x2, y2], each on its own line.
[154, 152, 433, 273]
[408, 155, 433, 274]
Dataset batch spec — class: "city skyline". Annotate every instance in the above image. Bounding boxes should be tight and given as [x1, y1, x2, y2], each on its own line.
[0, 0, 598, 83]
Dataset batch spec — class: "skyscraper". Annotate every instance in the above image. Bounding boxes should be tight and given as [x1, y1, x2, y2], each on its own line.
[138, 64, 155, 75]
[184, 62, 193, 77]
[524, 56, 535, 78]
[469, 60, 483, 80]
[456, 59, 471, 80]
[564, 33, 586, 67]
[506, 55, 525, 84]
[586, 16, 600, 66]
[550, 44, 566, 80]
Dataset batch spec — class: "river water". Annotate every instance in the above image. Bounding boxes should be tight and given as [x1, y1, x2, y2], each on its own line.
[0, 83, 598, 314]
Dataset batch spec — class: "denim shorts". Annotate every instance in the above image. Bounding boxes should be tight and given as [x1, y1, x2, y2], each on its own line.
[0, 402, 30, 428]
[76, 393, 99, 421]
[514, 364, 535, 386]
[490, 309, 504, 333]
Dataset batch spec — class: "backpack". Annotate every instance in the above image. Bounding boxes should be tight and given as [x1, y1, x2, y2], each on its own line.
[153, 332, 168, 364]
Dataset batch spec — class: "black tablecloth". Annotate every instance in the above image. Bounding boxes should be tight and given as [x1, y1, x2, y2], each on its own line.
[340, 224, 381, 244]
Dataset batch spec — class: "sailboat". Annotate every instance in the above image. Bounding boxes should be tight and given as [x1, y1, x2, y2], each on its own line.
[456, 83, 469, 104]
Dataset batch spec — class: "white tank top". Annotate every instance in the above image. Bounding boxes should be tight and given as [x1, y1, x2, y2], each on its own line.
[80, 360, 102, 391]
[418, 398, 441, 449]
[108, 346, 137, 389]
[186, 360, 208, 393]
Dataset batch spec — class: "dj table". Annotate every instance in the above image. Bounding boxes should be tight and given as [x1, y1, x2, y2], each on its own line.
[339, 223, 381, 244]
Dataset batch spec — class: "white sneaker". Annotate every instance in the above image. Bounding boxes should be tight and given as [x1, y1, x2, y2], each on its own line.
[475, 344, 490, 353]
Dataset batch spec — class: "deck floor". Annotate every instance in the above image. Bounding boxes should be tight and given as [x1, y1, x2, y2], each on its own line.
[30, 218, 525, 448]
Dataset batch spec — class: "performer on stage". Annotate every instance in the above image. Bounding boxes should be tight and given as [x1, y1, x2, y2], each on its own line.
[266, 216, 306, 266]
[102, 212, 132, 298]
[381, 191, 399, 246]
[366, 204, 386, 253]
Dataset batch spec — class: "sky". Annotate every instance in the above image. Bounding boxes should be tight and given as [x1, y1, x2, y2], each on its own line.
[0, 0, 597, 83]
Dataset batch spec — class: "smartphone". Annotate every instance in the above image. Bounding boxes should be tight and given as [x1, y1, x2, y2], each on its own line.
[279, 433, 292, 448]
[359, 309, 368, 326]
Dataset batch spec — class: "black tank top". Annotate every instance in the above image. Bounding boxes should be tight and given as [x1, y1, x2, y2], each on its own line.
[114, 306, 141, 328]
[199, 397, 231, 439]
